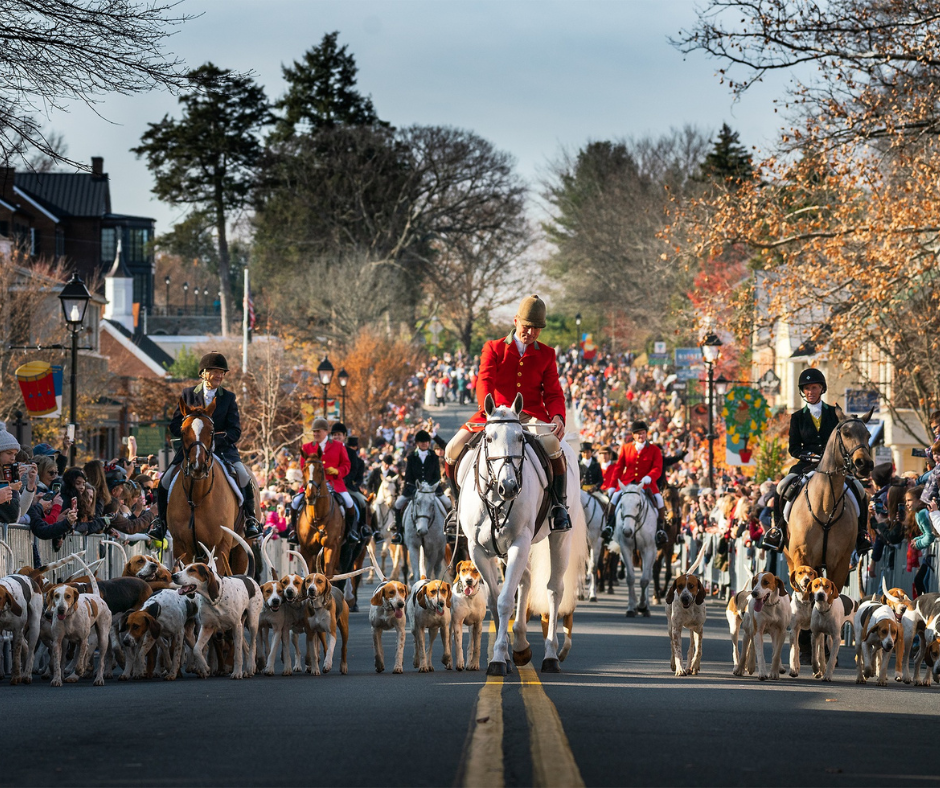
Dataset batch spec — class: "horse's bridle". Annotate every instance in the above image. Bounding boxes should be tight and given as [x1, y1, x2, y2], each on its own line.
[479, 418, 527, 500]
[834, 417, 871, 476]
[617, 488, 651, 535]
[181, 414, 214, 481]
[301, 456, 335, 537]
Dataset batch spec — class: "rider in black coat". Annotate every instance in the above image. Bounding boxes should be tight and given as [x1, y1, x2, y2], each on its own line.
[578, 442, 604, 489]
[390, 430, 448, 545]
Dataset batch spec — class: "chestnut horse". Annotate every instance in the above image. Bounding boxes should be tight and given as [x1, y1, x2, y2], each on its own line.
[653, 485, 682, 603]
[785, 406, 874, 590]
[296, 451, 346, 577]
[168, 398, 252, 575]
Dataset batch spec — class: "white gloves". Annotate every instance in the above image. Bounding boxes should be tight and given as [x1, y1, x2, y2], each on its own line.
[640, 476, 651, 487]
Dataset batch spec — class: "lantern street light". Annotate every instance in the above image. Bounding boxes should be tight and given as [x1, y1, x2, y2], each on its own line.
[700, 333, 724, 490]
[182, 281, 189, 314]
[58, 274, 92, 465]
[575, 312, 582, 362]
[317, 357, 335, 418]
[337, 367, 349, 424]
[164, 275, 171, 314]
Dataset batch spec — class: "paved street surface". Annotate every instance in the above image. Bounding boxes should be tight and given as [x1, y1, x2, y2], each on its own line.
[3, 585, 938, 786]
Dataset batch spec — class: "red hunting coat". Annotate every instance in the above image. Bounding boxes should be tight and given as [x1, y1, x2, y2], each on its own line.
[609, 441, 663, 495]
[300, 438, 351, 494]
[469, 332, 566, 427]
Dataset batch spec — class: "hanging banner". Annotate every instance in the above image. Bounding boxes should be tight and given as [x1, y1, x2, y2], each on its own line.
[15, 361, 63, 418]
[722, 386, 771, 466]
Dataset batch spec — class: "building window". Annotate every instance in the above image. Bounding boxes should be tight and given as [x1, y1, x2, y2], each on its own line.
[128, 228, 150, 263]
[29, 227, 38, 255]
[101, 227, 116, 264]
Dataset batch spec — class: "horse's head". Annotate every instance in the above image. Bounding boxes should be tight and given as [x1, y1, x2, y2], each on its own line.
[616, 483, 647, 538]
[300, 449, 326, 503]
[832, 405, 875, 477]
[482, 393, 525, 501]
[179, 397, 216, 480]
[411, 483, 439, 535]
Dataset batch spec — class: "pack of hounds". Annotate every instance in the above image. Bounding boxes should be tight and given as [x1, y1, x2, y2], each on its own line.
[666, 553, 940, 686]
[0, 527, 488, 685]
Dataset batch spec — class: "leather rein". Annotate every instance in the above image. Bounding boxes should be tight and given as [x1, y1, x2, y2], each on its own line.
[180, 413, 217, 562]
[616, 488, 652, 537]
[473, 417, 529, 559]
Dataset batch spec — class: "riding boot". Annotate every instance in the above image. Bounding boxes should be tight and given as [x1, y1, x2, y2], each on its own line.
[287, 505, 299, 546]
[760, 494, 786, 553]
[240, 484, 262, 539]
[391, 508, 404, 545]
[345, 505, 361, 543]
[148, 483, 170, 540]
[655, 506, 668, 547]
[443, 462, 460, 534]
[549, 456, 571, 532]
[855, 503, 873, 555]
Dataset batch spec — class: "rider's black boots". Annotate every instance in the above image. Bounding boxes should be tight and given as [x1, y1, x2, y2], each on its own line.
[345, 504, 361, 543]
[147, 483, 170, 541]
[390, 508, 404, 545]
[443, 463, 460, 538]
[655, 507, 668, 547]
[760, 496, 786, 553]
[549, 456, 571, 532]
[241, 484, 262, 539]
[287, 505, 299, 546]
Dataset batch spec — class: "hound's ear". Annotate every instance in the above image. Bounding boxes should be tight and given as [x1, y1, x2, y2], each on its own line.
[665, 580, 677, 605]
[323, 577, 332, 596]
[442, 582, 452, 605]
[861, 407, 874, 424]
[119, 616, 129, 632]
[149, 603, 162, 619]
[148, 616, 163, 640]
[371, 586, 385, 606]
[750, 575, 759, 590]
[206, 573, 220, 600]
[417, 585, 428, 609]
[270, 567, 278, 582]
[695, 579, 706, 606]
[776, 576, 788, 596]
[205, 398, 217, 417]
[178, 397, 190, 417]
[789, 570, 798, 589]
[484, 394, 495, 417]
[512, 393, 523, 416]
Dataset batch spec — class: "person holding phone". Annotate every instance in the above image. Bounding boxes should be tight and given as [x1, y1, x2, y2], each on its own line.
[0, 428, 24, 523]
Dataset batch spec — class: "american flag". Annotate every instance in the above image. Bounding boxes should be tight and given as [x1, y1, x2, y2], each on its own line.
[246, 286, 256, 330]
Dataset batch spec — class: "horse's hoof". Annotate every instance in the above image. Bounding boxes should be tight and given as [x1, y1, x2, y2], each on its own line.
[626, 610, 636, 618]
[589, 596, 597, 603]
[349, 602, 359, 613]
[512, 647, 532, 666]
[486, 661, 508, 677]
[541, 658, 561, 673]
[639, 607, 651, 618]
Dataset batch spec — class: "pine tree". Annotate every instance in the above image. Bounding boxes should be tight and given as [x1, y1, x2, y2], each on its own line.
[700, 123, 753, 183]
[272, 31, 386, 140]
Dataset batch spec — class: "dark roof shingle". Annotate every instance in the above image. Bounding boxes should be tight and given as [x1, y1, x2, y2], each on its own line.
[16, 172, 110, 218]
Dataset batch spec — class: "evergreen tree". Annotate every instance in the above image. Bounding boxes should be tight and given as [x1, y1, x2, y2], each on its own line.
[133, 63, 272, 335]
[272, 31, 386, 140]
[700, 123, 753, 183]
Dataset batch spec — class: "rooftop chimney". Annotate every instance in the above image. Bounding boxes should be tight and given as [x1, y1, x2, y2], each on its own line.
[91, 157, 104, 178]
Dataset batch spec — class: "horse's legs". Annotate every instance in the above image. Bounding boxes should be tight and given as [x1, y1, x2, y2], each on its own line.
[498, 542, 531, 668]
[558, 612, 574, 662]
[541, 532, 568, 669]
[638, 544, 654, 615]
[622, 538, 638, 615]
[512, 566, 533, 666]
[588, 542, 598, 602]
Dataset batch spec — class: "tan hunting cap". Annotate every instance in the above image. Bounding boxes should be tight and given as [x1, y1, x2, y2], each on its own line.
[516, 294, 547, 328]
[312, 418, 329, 431]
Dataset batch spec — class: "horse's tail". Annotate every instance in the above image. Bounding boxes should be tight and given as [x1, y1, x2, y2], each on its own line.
[221, 526, 255, 580]
[527, 493, 589, 618]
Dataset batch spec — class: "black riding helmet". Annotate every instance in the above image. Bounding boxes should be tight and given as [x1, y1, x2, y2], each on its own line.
[331, 422, 348, 436]
[199, 351, 229, 373]
[798, 367, 827, 394]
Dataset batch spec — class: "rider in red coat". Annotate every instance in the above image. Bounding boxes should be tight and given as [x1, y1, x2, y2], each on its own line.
[444, 294, 571, 530]
[604, 421, 667, 546]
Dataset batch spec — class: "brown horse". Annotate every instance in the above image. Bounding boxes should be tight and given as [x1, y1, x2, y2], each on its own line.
[168, 398, 251, 576]
[785, 406, 874, 590]
[296, 451, 346, 577]
[653, 486, 682, 603]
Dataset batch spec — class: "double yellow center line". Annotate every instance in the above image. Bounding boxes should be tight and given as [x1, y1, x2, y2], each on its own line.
[458, 623, 585, 787]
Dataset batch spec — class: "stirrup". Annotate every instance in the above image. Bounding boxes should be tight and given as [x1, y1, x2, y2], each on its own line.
[549, 506, 571, 532]
[444, 508, 458, 538]
[148, 518, 167, 540]
[243, 516, 262, 539]
[760, 527, 784, 553]
[655, 529, 668, 548]
[602, 524, 613, 541]
[855, 532, 872, 555]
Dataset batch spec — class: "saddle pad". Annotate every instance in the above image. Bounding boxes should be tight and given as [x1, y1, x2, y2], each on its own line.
[783, 473, 859, 524]
[167, 455, 243, 507]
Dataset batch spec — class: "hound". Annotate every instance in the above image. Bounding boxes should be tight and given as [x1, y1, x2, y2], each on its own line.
[809, 577, 856, 681]
[123, 554, 174, 590]
[257, 537, 293, 676]
[0, 571, 42, 684]
[172, 527, 262, 680]
[408, 578, 452, 672]
[725, 585, 751, 670]
[787, 565, 819, 677]
[735, 572, 789, 681]
[909, 594, 940, 684]
[120, 589, 198, 680]
[451, 560, 486, 671]
[48, 558, 112, 687]
[302, 573, 349, 675]
[667, 570, 707, 677]
[370, 580, 409, 674]
[855, 599, 903, 686]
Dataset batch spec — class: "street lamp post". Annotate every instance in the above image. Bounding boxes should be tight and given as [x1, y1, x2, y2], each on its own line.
[182, 281, 189, 314]
[575, 312, 582, 362]
[337, 368, 349, 424]
[317, 357, 335, 418]
[164, 275, 170, 315]
[700, 333, 723, 490]
[59, 274, 92, 466]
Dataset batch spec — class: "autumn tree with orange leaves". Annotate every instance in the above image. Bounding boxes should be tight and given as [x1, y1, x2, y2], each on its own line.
[669, 0, 940, 433]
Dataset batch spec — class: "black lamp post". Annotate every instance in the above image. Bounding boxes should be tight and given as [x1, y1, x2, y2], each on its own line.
[700, 332, 723, 490]
[317, 357, 334, 418]
[59, 274, 91, 466]
[164, 275, 170, 315]
[575, 312, 582, 362]
[337, 367, 349, 424]
[182, 281, 189, 314]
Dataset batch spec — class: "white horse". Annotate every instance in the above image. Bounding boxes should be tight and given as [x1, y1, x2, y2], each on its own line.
[458, 394, 576, 675]
[372, 475, 404, 581]
[613, 483, 658, 617]
[404, 481, 447, 581]
[580, 490, 606, 603]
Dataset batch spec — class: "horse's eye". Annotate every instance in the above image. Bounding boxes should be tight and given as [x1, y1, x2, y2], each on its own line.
[486, 435, 492, 443]
[517, 435, 524, 443]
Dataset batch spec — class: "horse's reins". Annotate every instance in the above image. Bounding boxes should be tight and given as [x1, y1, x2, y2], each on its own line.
[474, 418, 528, 559]
[804, 417, 870, 574]
[180, 413, 217, 562]
[616, 488, 651, 538]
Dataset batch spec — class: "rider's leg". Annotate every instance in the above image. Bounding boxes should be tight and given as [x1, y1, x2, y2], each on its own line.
[286, 491, 303, 545]
[443, 429, 473, 508]
[233, 462, 262, 539]
[389, 494, 409, 545]
[539, 434, 571, 532]
[603, 491, 621, 540]
[653, 492, 668, 547]
[761, 473, 797, 552]
[339, 490, 359, 542]
[847, 480, 873, 555]
[148, 465, 177, 540]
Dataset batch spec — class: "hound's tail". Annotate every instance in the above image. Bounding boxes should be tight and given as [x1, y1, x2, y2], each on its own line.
[221, 526, 255, 579]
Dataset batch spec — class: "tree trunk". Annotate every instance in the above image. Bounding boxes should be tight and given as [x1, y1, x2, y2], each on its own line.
[215, 196, 233, 338]
[461, 312, 474, 355]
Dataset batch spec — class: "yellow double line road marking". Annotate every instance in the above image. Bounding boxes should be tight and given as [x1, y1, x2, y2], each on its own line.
[459, 623, 584, 788]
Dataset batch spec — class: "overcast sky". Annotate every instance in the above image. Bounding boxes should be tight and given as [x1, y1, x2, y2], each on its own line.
[50, 0, 790, 234]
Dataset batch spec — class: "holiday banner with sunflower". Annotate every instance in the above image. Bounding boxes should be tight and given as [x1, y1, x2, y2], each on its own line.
[721, 386, 772, 466]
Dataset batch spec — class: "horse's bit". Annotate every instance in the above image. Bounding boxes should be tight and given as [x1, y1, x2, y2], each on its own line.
[181, 414, 215, 481]
[303, 458, 335, 538]
[617, 489, 650, 537]
[474, 417, 529, 557]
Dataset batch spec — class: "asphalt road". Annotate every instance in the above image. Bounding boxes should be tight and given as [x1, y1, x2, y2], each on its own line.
[3, 582, 938, 787]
